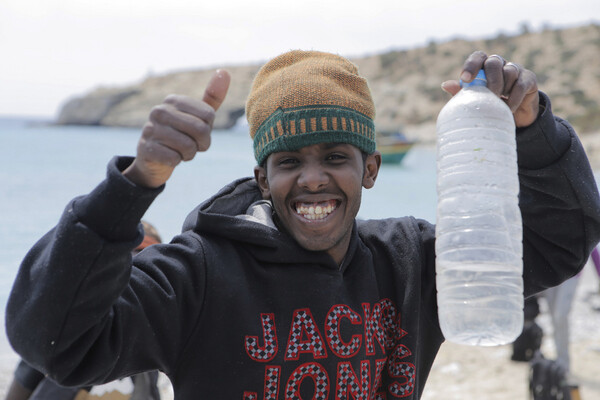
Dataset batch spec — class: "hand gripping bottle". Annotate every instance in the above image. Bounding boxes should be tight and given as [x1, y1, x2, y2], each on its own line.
[435, 69, 523, 346]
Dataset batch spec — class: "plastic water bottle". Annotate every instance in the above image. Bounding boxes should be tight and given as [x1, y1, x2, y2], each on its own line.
[435, 69, 523, 346]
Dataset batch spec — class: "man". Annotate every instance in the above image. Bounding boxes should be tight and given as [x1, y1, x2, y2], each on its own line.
[6, 50, 600, 399]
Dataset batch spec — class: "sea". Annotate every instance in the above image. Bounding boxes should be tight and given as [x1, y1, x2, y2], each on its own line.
[0, 116, 438, 364]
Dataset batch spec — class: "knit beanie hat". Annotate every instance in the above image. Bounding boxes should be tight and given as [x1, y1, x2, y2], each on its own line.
[246, 50, 376, 165]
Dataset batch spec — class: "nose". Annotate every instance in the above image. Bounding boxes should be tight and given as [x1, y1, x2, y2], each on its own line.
[297, 162, 329, 192]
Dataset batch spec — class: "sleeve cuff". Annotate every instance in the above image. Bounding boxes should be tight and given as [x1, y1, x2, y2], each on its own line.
[516, 91, 574, 170]
[71, 156, 165, 241]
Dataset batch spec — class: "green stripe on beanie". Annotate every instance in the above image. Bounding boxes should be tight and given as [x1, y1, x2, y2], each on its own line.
[246, 50, 376, 165]
[252, 105, 376, 165]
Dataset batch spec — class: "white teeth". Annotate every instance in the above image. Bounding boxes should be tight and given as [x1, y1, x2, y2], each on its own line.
[295, 202, 337, 220]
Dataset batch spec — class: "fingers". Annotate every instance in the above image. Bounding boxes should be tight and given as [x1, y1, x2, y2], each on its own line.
[454, 51, 540, 127]
[502, 62, 521, 97]
[140, 120, 203, 164]
[460, 52, 524, 94]
[441, 80, 461, 96]
[509, 69, 540, 127]
[484, 58, 537, 114]
[160, 95, 213, 152]
[459, 50, 488, 83]
[444, 53, 517, 97]
[125, 102, 212, 188]
[142, 70, 231, 161]
[152, 69, 231, 154]
[501, 63, 523, 110]
[483, 55, 506, 96]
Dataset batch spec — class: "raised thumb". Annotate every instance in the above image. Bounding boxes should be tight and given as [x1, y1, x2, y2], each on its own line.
[203, 69, 231, 111]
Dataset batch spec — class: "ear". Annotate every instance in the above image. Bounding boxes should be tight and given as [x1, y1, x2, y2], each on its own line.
[254, 165, 271, 199]
[362, 151, 381, 189]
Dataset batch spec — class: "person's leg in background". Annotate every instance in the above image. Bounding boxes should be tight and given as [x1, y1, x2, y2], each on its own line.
[4, 360, 44, 400]
[542, 275, 580, 372]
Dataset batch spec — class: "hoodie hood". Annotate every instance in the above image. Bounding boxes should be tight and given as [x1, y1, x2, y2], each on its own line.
[182, 177, 353, 269]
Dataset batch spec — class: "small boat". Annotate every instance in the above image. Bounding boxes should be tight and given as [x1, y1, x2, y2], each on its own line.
[376, 132, 415, 164]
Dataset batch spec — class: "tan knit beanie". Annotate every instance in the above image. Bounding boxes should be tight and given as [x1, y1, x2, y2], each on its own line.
[246, 50, 376, 165]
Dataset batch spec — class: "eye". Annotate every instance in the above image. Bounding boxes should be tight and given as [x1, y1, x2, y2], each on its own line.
[326, 153, 348, 163]
[276, 156, 299, 167]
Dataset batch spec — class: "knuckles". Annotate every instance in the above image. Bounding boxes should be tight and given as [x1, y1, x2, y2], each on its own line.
[195, 136, 211, 152]
[163, 94, 217, 126]
[163, 94, 181, 104]
[522, 70, 538, 89]
[141, 121, 156, 138]
[149, 104, 171, 124]
[180, 144, 198, 161]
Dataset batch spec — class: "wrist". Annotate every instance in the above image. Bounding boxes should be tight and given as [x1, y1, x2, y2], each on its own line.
[122, 160, 167, 189]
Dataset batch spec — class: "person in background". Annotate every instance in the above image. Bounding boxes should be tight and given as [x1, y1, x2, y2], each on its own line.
[4, 221, 163, 400]
[512, 272, 582, 389]
[5, 50, 600, 399]
[511, 296, 543, 362]
[540, 275, 580, 374]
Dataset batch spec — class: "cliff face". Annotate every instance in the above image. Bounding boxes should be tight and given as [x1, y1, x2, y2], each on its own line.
[57, 23, 600, 142]
[57, 65, 260, 129]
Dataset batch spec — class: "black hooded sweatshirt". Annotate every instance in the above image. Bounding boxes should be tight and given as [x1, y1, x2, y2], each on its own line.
[6, 93, 600, 399]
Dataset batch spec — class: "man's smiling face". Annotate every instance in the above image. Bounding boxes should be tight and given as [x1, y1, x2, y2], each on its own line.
[255, 143, 380, 265]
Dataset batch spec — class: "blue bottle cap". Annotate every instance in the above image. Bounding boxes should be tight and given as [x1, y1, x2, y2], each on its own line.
[460, 69, 487, 88]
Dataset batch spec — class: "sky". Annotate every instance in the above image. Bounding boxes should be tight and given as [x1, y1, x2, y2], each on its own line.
[1, 0, 599, 118]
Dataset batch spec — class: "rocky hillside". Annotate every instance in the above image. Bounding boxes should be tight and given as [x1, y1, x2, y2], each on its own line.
[57, 23, 600, 143]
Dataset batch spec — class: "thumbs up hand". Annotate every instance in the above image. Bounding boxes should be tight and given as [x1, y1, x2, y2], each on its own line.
[123, 69, 231, 188]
